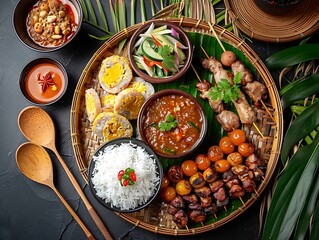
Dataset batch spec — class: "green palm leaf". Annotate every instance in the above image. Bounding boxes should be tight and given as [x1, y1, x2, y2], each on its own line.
[281, 73, 319, 110]
[280, 101, 319, 164]
[266, 44, 319, 69]
[294, 172, 319, 240]
[311, 201, 319, 240]
[262, 133, 319, 240]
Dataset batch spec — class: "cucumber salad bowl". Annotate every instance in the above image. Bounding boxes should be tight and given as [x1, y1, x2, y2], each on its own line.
[127, 21, 193, 84]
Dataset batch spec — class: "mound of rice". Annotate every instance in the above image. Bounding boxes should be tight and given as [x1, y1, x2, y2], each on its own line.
[91, 142, 160, 210]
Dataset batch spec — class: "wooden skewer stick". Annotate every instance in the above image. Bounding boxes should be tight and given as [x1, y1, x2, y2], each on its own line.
[185, 225, 189, 231]
[207, 22, 226, 52]
[224, 206, 228, 212]
[214, 213, 218, 219]
[253, 122, 264, 138]
[239, 197, 246, 208]
[201, 45, 209, 59]
[260, 99, 276, 123]
[201, 221, 205, 227]
[254, 189, 260, 197]
[191, 64, 202, 82]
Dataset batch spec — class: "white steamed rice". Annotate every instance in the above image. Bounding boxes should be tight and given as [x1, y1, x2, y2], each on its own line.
[91, 142, 160, 210]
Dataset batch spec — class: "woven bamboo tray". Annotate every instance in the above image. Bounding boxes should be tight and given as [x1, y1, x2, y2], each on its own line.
[70, 18, 283, 235]
[225, 0, 319, 43]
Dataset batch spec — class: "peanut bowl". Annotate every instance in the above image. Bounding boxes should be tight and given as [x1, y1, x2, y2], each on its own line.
[137, 89, 207, 159]
[127, 20, 192, 84]
[13, 0, 83, 52]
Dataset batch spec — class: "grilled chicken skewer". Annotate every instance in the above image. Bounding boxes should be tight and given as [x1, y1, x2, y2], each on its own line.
[201, 56, 256, 125]
[231, 60, 268, 108]
[192, 64, 240, 131]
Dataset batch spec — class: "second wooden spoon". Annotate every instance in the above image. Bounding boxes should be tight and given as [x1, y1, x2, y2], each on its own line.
[17, 106, 112, 240]
[16, 142, 94, 240]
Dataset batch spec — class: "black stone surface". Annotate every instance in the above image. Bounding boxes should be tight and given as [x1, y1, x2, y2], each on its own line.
[0, 1, 310, 240]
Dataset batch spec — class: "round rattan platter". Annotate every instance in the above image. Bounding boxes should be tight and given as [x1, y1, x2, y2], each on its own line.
[224, 0, 319, 43]
[70, 18, 283, 235]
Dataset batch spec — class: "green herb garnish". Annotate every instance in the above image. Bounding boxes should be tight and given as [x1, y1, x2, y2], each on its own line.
[162, 147, 176, 154]
[187, 121, 200, 132]
[158, 45, 178, 73]
[159, 113, 178, 131]
[208, 72, 243, 103]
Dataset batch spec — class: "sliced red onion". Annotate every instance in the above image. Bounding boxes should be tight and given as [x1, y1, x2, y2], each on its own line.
[171, 27, 180, 38]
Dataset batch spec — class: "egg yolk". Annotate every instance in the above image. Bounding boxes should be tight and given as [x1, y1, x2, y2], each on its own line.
[102, 117, 126, 141]
[85, 94, 97, 113]
[121, 94, 145, 118]
[102, 62, 124, 88]
[100, 94, 116, 107]
[131, 82, 146, 94]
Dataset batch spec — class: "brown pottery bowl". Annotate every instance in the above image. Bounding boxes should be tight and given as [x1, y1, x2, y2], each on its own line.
[127, 20, 192, 84]
[137, 89, 207, 159]
[19, 57, 68, 106]
[13, 0, 83, 52]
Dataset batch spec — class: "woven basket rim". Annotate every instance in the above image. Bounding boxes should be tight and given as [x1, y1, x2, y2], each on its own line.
[70, 17, 284, 235]
[224, 0, 319, 43]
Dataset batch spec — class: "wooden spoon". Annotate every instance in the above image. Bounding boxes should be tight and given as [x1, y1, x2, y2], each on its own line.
[18, 106, 113, 240]
[16, 142, 95, 240]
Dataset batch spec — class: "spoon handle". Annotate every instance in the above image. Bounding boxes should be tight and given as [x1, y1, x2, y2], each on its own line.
[51, 186, 95, 240]
[52, 148, 113, 240]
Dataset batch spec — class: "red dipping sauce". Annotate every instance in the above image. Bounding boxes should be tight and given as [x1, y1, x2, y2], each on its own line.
[24, 62, 66, 104]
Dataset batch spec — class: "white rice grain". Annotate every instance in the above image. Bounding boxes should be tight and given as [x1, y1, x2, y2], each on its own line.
[91, 142, 160, 210]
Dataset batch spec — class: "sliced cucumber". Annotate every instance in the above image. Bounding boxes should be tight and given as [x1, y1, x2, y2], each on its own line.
[142, 39, 163, 61]
[151, 25, 167, 33]
[155, 35, 186, 62]
[156, 65, 164, 78]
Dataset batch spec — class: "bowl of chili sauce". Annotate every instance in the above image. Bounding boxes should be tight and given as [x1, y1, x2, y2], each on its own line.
[19, 57, 68, 105]
[137, 89, 207, 159]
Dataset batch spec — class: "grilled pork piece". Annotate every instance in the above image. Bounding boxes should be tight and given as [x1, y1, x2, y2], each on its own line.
[182, 194, 198, 204]
[231, 60, 253, 85]
[171, 195, 185, 209]
[173, 210, 188, 228]
[232, 91, 256, 125]
[200, 197, 212, 208]
[196, 80, 224, 113]
[188, 210, 206, 223]
[216, 110, 240, 132]
[243, 81, 268, 107]
[194, 186, 211, 198]
[229, 184, 245, 198]
[201, 57, 233, 84]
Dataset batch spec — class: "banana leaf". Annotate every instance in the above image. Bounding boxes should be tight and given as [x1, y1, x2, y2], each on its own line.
[155, 32, 257, 227]
[262, 132, 319, 240]
[265, 44, 319, 69]
[281, 101, 319, 164]
[281, 73, 319, 110]
[294, 170, 319, 240]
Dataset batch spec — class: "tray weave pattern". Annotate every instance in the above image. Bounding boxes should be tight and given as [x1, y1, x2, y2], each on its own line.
[70, 18, 283, 235]
[225, 0, 319, 43]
